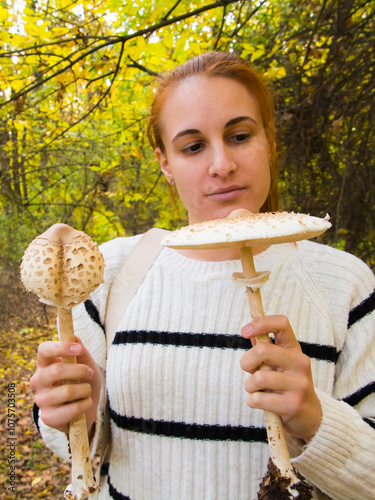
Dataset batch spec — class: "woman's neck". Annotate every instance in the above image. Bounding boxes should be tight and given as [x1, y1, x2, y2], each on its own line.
[176, 245, 269, 262]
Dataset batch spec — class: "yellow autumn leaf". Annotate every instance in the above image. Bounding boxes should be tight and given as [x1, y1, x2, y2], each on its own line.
[11, 353, 23, 360]
[0, 7, 10, 22]
[136, 36, 147, 53]
[13, 121, 24, 132]
[11, 79, 25, 93]
[163, 32, 174, 49]
[31, 476, 43, 487]
[264, 65, 287, 80]
[275, 66, 287, 78]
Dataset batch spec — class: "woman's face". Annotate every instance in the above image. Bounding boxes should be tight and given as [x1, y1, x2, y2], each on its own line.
[155, 76, 271, 224]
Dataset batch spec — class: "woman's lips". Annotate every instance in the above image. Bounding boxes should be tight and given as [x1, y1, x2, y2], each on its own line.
[207, 186, 245, 202]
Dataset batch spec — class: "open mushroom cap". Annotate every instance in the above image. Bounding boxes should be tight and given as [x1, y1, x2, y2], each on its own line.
[162, 210, 331, 249]
[20, 223, 105, 308]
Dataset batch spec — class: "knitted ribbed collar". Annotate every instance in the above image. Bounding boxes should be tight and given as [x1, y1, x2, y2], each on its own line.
[159, 242, 298, 279]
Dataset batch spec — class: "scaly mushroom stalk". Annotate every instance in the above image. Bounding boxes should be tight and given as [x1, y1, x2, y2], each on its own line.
[162, 209, 331, 499]
[58, 307, 99, 500]
[239, 244, 297, 481]
[20, 223, 105, 499]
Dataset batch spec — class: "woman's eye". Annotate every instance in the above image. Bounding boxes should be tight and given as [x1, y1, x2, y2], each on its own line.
[231, 133, 251, 143]
[182, 142, 204, 154]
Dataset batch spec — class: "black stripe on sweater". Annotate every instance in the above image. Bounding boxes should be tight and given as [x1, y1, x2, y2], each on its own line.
[108, 476, 132, 500]
[299, 341, 339, 363]
[32, 402, 41, 434]
[342, 381, 375, 407]
[347, 289, 375, 329]
[364, 418, 375, 430]
[84, 299, 105, 332]
[114, 330, 251, 350]
[114, 330, 338, 363]
[100, 462, 109, 477]
[110, 408, 268, 443]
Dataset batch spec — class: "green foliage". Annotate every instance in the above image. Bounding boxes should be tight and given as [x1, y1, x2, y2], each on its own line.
[0, 0, 374, 270]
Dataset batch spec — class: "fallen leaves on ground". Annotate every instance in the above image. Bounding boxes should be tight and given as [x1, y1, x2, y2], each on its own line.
[0, 265, 98, 499]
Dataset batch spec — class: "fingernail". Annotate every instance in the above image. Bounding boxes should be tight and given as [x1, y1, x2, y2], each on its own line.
[70, 344, 81, 354]
[242, 325, 254, 338]
[87, 367, 94, 379]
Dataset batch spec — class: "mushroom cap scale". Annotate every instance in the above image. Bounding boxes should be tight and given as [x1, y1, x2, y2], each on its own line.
[162, 211, 331, 249]
[20, 224, 105, 308]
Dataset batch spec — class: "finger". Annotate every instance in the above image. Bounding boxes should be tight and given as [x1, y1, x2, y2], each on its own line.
[240, 342, 292, 373]
[40, 397, 94, 433]
[30, 362, 94, 392]
[35, 382, 93, 409]
[241, 341, 310, 374]
[73, 336, 97, 367]
[36, 341, 82, 368]
[241, 314, 301, 350]
[245, 388, 321, 441]
[244, 371, 303, 417]
[245, 389, 290, 416]
[244, 380, 317, 420]
[244, 369, 298, 394]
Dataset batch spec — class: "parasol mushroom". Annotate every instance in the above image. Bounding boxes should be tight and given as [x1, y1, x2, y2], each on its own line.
[20, 223, 105, 500]
[162, 209, 331, 499]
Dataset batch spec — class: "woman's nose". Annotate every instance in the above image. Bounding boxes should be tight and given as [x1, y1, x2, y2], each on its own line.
[208, 146, 237, 177]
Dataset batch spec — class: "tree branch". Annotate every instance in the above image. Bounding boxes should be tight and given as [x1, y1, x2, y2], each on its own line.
[127, 57, 159, 77]
[230, 0, 266, 38]
[162, 0, 183, 21]
[0, 0, 241, 108]
[84, 70, 116, 88]
[302, 0, 329, 67]
[25, 201, 121, 228]
[144, 170, 164, 203]
[22, 41, 126, 164]
[213, 4, 227, 50]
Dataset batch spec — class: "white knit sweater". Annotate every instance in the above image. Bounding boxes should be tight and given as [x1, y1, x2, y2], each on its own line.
[36, 236, 375, 500]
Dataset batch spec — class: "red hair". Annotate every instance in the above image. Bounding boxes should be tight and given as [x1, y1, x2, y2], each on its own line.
[147, 51, 279, 212]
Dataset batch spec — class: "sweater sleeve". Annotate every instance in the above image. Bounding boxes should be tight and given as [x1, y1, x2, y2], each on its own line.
[33, 235, 142, 460]
[291, 254, 375, 500]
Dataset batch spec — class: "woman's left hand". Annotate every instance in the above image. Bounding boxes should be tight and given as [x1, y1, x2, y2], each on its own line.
[240, 314, 322, 443]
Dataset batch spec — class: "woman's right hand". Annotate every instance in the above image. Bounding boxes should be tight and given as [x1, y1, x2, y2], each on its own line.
[30, 337, 102, 437]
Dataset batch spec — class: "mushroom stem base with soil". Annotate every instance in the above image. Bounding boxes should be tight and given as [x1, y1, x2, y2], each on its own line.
[258, 458, 314, 500]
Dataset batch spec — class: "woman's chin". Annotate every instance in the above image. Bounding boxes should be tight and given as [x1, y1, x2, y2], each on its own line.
[209, 204, 260, 222]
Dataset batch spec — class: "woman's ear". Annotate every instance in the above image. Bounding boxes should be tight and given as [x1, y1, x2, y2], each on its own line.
[155, 147, 173, 184]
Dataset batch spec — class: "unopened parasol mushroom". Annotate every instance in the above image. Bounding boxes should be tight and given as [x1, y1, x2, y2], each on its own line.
[162, 209, 331, 499]
[20, 223, 105, 500]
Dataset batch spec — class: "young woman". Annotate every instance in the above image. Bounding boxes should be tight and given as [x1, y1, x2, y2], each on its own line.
[30, 52, 375, 499]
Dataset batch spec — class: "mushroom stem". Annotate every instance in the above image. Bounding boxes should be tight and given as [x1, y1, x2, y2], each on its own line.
[239, 246, 297, 480]
[58, 307, 98, 500]
[58, 307, 77, 363]
[239, 246, 268, 325]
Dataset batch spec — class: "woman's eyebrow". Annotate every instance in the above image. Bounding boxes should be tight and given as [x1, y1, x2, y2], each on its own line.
[225, 116, 257, 127]
[172, 116, 257, 143]
[172, 128, 200, 143]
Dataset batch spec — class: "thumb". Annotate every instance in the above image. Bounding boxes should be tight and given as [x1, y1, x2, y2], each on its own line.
[74, 336, 97, 368]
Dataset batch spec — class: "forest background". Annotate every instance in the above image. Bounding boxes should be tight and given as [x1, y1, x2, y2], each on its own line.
[0, 0, 374, 499]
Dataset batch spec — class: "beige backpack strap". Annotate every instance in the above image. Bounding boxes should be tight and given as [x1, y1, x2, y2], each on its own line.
[98, 228, 170, 480]
[105, 227, 170, 346]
